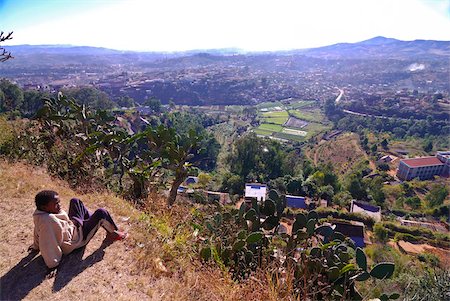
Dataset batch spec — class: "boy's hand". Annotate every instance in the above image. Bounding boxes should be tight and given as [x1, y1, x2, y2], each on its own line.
[46, 267, 57, 279]
[27, 245, 38, 254]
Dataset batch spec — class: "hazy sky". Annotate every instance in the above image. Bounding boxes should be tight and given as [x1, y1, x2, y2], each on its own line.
[1, 0, 449, 51]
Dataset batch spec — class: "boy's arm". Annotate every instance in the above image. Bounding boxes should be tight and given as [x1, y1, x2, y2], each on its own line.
[39, 218, 64, 269]
[31, 226, 40, 250]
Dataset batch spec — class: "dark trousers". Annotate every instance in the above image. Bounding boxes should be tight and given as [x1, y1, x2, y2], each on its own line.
[68, 198, 118, 241]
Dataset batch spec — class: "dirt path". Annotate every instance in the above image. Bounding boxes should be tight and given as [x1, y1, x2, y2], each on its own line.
[350, 139, 376, 171]
[389, 240, 450, 268]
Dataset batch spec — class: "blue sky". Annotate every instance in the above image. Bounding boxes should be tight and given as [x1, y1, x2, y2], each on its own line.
[1, 0, 450, 51]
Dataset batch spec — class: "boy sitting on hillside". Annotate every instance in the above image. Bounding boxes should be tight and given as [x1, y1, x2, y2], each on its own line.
[30, 190, 127, 269]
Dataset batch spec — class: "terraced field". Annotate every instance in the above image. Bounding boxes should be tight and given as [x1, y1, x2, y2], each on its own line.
[282, 128, 307, 136]
[258, 123, 283, 132]
[254, 100, 331, 143]
[261, 111, 289, 124]
[288, 100, 317, 109]
[289, 109, 326, 123]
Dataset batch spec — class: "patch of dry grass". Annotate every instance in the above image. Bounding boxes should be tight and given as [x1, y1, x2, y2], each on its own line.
[0, 160, 264, 300]
[310, 133, 369, 177]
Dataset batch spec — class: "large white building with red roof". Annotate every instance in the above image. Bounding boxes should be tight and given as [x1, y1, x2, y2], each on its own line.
[397, 151, 450, 181]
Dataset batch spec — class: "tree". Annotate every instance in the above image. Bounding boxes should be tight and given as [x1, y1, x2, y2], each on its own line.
[323, 98, 336, 117]
[425, 184, 448, 208]
[21, 90, 47, 117]
[380, 138, 389, 150]
[197, 172, 212, 188]
[332, 191, 353, 207]
[242, 106, 257, 119]
[377, 162, 390, 171]
[366, 177, 386, 205]
[423, 140, 433, 153]
[167, 111, 219, 171]
[144, 98, 161, 113]
[405, 196, 421, 210]
[117, 96, 135, 108]
[0, 31, 13, 62]
[221, 172, 245, 196]
[318, 184, 334, 201]
[0, 79, 24, 113]
[144, 126, 203, 207]
[63, 87, 114, 110]
[347, 174, 367, 200]
[227, 133, 284, 183]
[286, 176, 303, 195]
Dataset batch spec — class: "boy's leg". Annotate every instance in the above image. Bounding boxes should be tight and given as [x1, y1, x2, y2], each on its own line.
[81, 208, 119, 242]
[68, 198, 91, 227]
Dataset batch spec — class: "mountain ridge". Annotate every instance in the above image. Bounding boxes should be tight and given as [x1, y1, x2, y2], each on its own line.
[4, 36, 450, 58]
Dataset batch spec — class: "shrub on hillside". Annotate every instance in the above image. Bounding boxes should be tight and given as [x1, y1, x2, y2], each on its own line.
[394, 232, 419, 243]
[315, 207, 375, 228]
[374, 223, 389, 243]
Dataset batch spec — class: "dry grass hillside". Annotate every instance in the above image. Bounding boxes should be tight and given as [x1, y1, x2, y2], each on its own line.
[0, 160, 269, 301]
[307, 133, 373, 176]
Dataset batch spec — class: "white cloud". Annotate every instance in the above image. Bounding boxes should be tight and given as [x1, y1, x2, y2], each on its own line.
[9, 0, 450, 51]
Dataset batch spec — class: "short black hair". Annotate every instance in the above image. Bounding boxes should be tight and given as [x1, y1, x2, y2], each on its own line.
[35, 190, 58, 210]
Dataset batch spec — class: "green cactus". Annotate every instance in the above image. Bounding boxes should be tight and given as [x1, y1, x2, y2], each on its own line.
[261, 215, 279, 230]
[355, 247, 367, 270]
[246, 232, 264, 244]
[292, 213, 307, 233]
[233, 239, 245, 252]
[200, 246, 211, 261]
[306, 219, 317, 236]
[244, 208, 257, 221]
[199, 198, 396, 298]
[268, 189, 280, 202]
[260, 199, 276, 216]
[370, 262, 395, 279]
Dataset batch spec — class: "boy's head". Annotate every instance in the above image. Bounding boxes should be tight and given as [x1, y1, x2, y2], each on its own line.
[35, 190, 61, 213]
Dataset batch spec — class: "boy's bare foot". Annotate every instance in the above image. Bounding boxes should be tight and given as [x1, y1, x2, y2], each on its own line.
[106, 230, 128, 242]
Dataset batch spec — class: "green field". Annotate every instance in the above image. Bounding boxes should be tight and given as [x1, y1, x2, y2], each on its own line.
[261, 111, 289, 125]
[262, 111, 289, 118]
[256, 101, 284, 109]
[288, 100, 317, 109]
[273, 132, 305, 142]
[304, 122, 332, 138]
[282, 128, 307, 136]
[251, 104, 332, 142]
[289, 109, 325, 123]
[258, 123, 283, 132]
[253, 128, 273, 136]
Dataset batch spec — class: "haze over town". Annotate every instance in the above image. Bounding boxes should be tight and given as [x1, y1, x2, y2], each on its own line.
[2, 0, 450, 51]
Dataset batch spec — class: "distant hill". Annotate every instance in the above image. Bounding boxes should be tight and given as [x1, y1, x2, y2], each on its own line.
[299, 36, 450, 59]
[4, 36, 450, 67]
[3, 44, 171, 66]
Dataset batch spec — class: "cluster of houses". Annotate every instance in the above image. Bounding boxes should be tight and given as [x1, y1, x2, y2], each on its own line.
[242, 183, 380, 247]
[242, 183, 448, 248]
[178, 177, 447, 249]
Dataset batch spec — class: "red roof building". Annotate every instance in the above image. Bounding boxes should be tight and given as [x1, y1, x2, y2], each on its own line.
[397, 155, 447, 181]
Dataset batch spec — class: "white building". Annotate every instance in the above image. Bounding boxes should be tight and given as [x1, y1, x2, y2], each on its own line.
[245, 183, 267, 202]
[350, 200, 382, 222]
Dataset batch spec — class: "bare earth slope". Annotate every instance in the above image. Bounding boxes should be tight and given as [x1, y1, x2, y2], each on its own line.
[0, 161, 150, 300]
[0, 160, 248, 301]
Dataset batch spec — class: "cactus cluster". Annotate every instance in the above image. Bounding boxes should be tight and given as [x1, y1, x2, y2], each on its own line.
[199, 189, 396, 299]
[200, 189, 285, 278]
